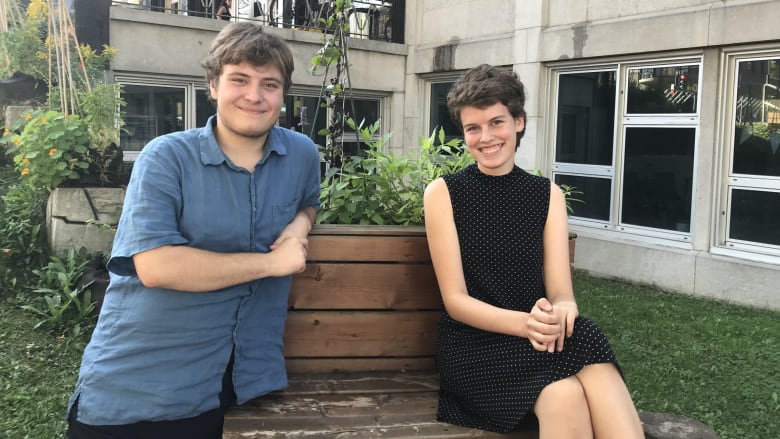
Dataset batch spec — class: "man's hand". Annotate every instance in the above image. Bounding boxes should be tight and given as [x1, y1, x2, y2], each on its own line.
[268, 236, 308, 277]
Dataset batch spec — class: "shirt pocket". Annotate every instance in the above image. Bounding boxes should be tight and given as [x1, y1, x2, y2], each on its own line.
[272, 198, 299, 237]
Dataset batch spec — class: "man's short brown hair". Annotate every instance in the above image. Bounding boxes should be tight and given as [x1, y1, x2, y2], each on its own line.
[201, 22, 294, 92]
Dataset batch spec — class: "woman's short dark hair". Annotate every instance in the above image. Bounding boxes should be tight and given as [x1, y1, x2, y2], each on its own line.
[201, 22, 294, 92]
[447, 64, 527, 142]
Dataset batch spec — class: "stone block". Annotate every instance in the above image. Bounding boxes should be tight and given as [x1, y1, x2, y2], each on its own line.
[46, 187, 125, 255]
[640, 412, 720, 439]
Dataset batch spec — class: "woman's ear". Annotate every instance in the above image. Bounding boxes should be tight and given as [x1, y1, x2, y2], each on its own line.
[515, 116, 526, 133]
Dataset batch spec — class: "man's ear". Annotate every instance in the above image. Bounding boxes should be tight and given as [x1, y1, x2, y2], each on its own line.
[209, 79, 218, 100]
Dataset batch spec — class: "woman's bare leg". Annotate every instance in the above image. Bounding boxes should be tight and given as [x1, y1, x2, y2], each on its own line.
[534, 376, 593, 439]
[576, 363, 643, 439]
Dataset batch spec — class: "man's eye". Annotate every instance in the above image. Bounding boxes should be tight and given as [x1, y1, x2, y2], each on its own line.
[264, 82, 280, 89]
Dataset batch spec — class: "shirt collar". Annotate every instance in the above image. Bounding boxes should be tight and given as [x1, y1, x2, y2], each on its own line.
[198, 115, 289, 167]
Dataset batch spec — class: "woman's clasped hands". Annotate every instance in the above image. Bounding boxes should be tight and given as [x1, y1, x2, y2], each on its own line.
[526, 298, 579, 352]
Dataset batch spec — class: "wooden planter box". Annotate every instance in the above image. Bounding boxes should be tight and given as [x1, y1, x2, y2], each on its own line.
[284, 224, 440, 373]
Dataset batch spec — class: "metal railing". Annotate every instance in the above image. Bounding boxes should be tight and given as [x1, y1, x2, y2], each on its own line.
[111, 0, 398, 42]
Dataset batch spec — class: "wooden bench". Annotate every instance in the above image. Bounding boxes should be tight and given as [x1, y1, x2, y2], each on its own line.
[223, 225, 537, 438]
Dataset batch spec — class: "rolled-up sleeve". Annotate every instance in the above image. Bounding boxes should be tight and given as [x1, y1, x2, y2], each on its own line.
[107, 145, 189, 277]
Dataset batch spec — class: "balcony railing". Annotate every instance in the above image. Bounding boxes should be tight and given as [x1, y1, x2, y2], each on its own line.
[111, 0, 402, 43]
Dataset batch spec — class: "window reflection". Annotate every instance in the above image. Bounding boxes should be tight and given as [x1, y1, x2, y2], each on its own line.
[120, 85, 185, 152]
[430, 82, 461, 143]
[555, 71, 616, 166]
[733, 59, 780, 177]
[622, 127, 695, 232]
[627, 65, 699, 114]
[554, 174, 611, 221]
[195, 89, 214, 128]
[729, 189, 780, 246]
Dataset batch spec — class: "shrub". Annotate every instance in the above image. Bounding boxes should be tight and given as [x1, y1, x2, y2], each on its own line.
[0, 184, 49, 293]
[318, 121, 474, 225]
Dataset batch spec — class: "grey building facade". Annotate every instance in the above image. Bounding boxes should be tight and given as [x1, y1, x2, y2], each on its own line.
[102, 0, 780, 309]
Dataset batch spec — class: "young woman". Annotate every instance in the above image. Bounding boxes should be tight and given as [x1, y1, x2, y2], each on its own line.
[216, 0, 232, 20]
[423, 64, 644, 438]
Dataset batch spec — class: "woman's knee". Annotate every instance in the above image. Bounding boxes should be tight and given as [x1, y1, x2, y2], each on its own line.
[534, 376, 588, 417]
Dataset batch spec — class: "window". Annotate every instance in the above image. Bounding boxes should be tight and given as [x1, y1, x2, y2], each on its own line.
[278, 88, 384, 160]
[429, 81, 461, 143]
[117, 78, 385, 166]
[722, 54, 780, 255]
[117, 77, 214, 161]
[552, 60, 701, 242]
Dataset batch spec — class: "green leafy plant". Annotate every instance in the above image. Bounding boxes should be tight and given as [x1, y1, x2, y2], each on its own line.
[3, 109, 91, 190]
[560, 183, 584, 215]
[318, 121, 474, 225]
[0, 0, 48, 80]
[21, 248, 96, 336]
[0, 183, 48, 292]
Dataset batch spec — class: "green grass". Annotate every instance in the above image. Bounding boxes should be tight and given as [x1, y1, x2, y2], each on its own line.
[575, 273, 780, 439]
[0, 296, 89, 439]
[1, 272, 778, 438]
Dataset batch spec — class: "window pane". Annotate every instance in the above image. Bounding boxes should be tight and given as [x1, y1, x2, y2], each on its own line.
[627, 65, 699, 114]
[733, 58, 780, 177]
[554, 174, 611, 221]
[196, 89, 214, 128]
[430, 82, 461, 142]
[729, 189, 780, 246]
[335, 98, 380, 133]
[622, 127, 695, 232]
[280, 95, 326, 146]
[120, 85, 185, 152]
[555, 71, 616, 166]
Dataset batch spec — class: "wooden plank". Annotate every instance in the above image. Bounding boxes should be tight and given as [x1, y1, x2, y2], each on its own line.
[223, 372, 538, 439]
[268, 371, 440, 397]
[310, 224, 427, 237]
[307, 235, 432, 262]
[283, 311, 440, 357]
[286, 357, 435, 374]
[290, 263, 442, 310]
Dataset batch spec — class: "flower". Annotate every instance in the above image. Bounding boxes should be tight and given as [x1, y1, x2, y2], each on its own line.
[48, 148, 57, 156]
[3, 129, 9, 136]
[22, 158, 30, 164]
[21, 168, 29, 176]
[40, 117, 48, 124]
[23, 113, 32, 120]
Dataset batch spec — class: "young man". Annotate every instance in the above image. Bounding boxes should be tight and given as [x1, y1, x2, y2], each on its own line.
[66, 22, 321, 439]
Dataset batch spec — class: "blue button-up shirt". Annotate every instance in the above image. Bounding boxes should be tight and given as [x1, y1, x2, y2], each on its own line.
[68, 116, 321, 425]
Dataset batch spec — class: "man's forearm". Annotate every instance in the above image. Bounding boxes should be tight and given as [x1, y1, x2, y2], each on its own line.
[132, 245, 283, 292]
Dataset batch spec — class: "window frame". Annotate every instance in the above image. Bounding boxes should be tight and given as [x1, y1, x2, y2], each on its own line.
[549, 55, 703, 246]
[713, 47, 780, 261]
[115, 74, 207, 161]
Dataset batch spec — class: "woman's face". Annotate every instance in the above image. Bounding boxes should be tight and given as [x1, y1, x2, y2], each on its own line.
[460, 102, 525, 176]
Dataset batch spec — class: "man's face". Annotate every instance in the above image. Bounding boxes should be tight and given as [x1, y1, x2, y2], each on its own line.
[209, 62, 284, 141]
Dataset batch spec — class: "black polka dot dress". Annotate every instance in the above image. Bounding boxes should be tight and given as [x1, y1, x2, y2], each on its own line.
[436, 164, 619, 433]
